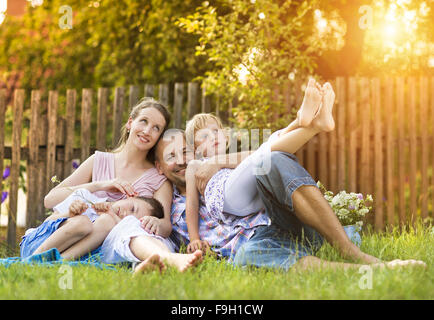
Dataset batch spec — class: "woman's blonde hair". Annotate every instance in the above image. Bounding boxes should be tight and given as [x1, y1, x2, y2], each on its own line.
[185, 113, 225, 147]
[112, 97, 171, 161]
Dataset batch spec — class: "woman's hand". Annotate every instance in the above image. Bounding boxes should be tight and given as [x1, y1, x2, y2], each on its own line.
[98, 178, 137, 197]
[187, 239, 210, 254]
[140, 216, 162, 235]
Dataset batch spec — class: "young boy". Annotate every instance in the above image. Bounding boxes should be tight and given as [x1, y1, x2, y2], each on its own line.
[20, 188, 164, 260]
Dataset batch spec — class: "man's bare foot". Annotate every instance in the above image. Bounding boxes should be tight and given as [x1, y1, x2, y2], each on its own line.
[297, 79, 322, 127]
[165, 250, 203, 272]
[373, 259, 427, 269]
[311, 82, 335, 132]
[133, 254, 166, 275]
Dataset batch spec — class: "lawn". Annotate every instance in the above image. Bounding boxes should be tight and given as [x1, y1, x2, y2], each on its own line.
[0, 222, 432, 300]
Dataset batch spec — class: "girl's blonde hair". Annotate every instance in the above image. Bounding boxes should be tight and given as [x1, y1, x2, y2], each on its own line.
[185, 113, 224, 147]
[112, 97, 171, 161]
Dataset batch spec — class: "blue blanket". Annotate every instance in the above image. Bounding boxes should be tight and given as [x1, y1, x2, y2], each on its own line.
[0, 248, 119, 271]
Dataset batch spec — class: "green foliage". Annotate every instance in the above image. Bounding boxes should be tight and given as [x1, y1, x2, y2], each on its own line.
[177, 0, 341, 130]
[0, 0, 210, 92]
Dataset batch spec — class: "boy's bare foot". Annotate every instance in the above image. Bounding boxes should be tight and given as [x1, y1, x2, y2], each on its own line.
[311, 82, 335, 132]
[297, 79, 322, 127]
[133, 254, 166, 275]
[166, 250, 203, 272]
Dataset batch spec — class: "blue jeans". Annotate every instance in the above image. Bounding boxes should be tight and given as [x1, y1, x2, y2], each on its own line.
[233, 151, 324, 271]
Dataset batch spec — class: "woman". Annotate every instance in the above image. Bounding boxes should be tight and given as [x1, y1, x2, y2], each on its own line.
[21, 98, 174, 261]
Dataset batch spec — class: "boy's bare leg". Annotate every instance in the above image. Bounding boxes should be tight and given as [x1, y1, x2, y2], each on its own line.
[293, 256, 427, 272]
[130, 235, 203, 273]
[61, 214, 117, 260]
[32, 215, 93, 255]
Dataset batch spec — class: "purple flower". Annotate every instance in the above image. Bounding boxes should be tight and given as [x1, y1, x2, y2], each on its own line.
[357, 193, 363, 200]
[1, 191, 8, 204]
[348, 205, 355, 210]
[72, 160, 79, 169]
[2, 167, 10, 180]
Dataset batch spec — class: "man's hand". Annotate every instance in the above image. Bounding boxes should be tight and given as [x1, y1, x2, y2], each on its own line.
[140, 216, 162, 235]
[187, 239, 211, 254]
[194, 162, 221, 195]
[68, 200, 88, 217]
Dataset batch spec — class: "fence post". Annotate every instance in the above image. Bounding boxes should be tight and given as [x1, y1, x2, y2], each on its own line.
[46, 91, 58, 196]
[159, 84, 170, 107]
[81, 89, 92, 163]
[201, 84, 212, 114]
[328, 80, 338, 193]
[0, 89, 6, 219]
[7, 89, 24, 249]
[396, 77, 406, 226]
[112, 87, 125, 148]
[348, 77, 357, 193]
[187, 82, 200, 121]
[372, 78, 384, 230]
[336, 77, 346, 191]
[419, 77, 428, 221]
[173, 83, 184, 129]
[26, 90, 41, 228]
[384, 78, 395, 227]
[408, 78, 417, 226]
[360, 78, 371, 198]
[129, 85, 140, 111]
[96, 88, 108, 151]
[145, 84, 154, 98]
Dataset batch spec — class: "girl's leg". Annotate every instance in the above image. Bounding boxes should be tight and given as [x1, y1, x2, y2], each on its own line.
[60, 214, 117, 260]
[130, 235, 203, 273]
[32, 215, 93, 255]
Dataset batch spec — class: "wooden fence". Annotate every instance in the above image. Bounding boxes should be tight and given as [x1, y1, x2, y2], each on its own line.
[0, 77, 433, 248]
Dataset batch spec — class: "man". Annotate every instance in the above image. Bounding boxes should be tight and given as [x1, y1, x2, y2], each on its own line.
[103, 128, 425, 272]
[143, 129, 425, 271]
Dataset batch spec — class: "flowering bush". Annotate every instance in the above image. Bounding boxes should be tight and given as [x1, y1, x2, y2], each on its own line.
[317, 181, 373, 229]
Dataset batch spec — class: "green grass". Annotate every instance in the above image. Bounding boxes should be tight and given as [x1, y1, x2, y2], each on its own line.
[0, 222, 433, 300]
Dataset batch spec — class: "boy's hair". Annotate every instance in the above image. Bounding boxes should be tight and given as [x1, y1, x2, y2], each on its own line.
[185, 113, 224, 147]
[136, 196, 164, 219]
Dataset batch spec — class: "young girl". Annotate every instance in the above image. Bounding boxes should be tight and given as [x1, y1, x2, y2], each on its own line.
[184, 79, 336, 253]
[21, 98, 174, 261]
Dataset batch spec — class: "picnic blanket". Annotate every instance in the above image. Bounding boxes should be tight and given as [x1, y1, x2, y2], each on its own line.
[0, 248, 119, 271]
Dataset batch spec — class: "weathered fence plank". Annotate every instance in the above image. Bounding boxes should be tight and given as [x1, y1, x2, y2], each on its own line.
[396, 77, 406, 226]
[96, 88, 108, 151]
[81, 89, 93, 162]
[408, 78, 417, 225]
[112, 87, 124, 148]
[46, 91, 58, 195]
[336, 77, 346, 191]
[0, 89, 6, 218]
[373, 78, 384, 230]
[187, 82, 200, 120]
[385, 78, 395, 227]
[174, 83, 184, 129]
[7, 89, 24, 248]
[419, 77, 428, 221]
[348, 77, 357, 193]
[26, 90, 40, 228]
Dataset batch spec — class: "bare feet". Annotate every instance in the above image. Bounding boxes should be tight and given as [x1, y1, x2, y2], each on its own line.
[311, 82, 335, 132]
[297, 79, 323, 127]
[133, 254, 167, 275]
[165, 250, 203, 272]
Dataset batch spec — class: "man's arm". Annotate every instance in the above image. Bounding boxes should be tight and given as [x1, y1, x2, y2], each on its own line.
[195, 151, 252, 195]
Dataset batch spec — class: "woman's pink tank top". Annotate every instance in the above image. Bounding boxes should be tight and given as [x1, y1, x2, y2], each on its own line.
[91, 151, 166, 201]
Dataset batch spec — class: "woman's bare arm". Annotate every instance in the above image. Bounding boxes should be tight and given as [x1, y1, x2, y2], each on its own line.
[152, 180, 173, 238]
